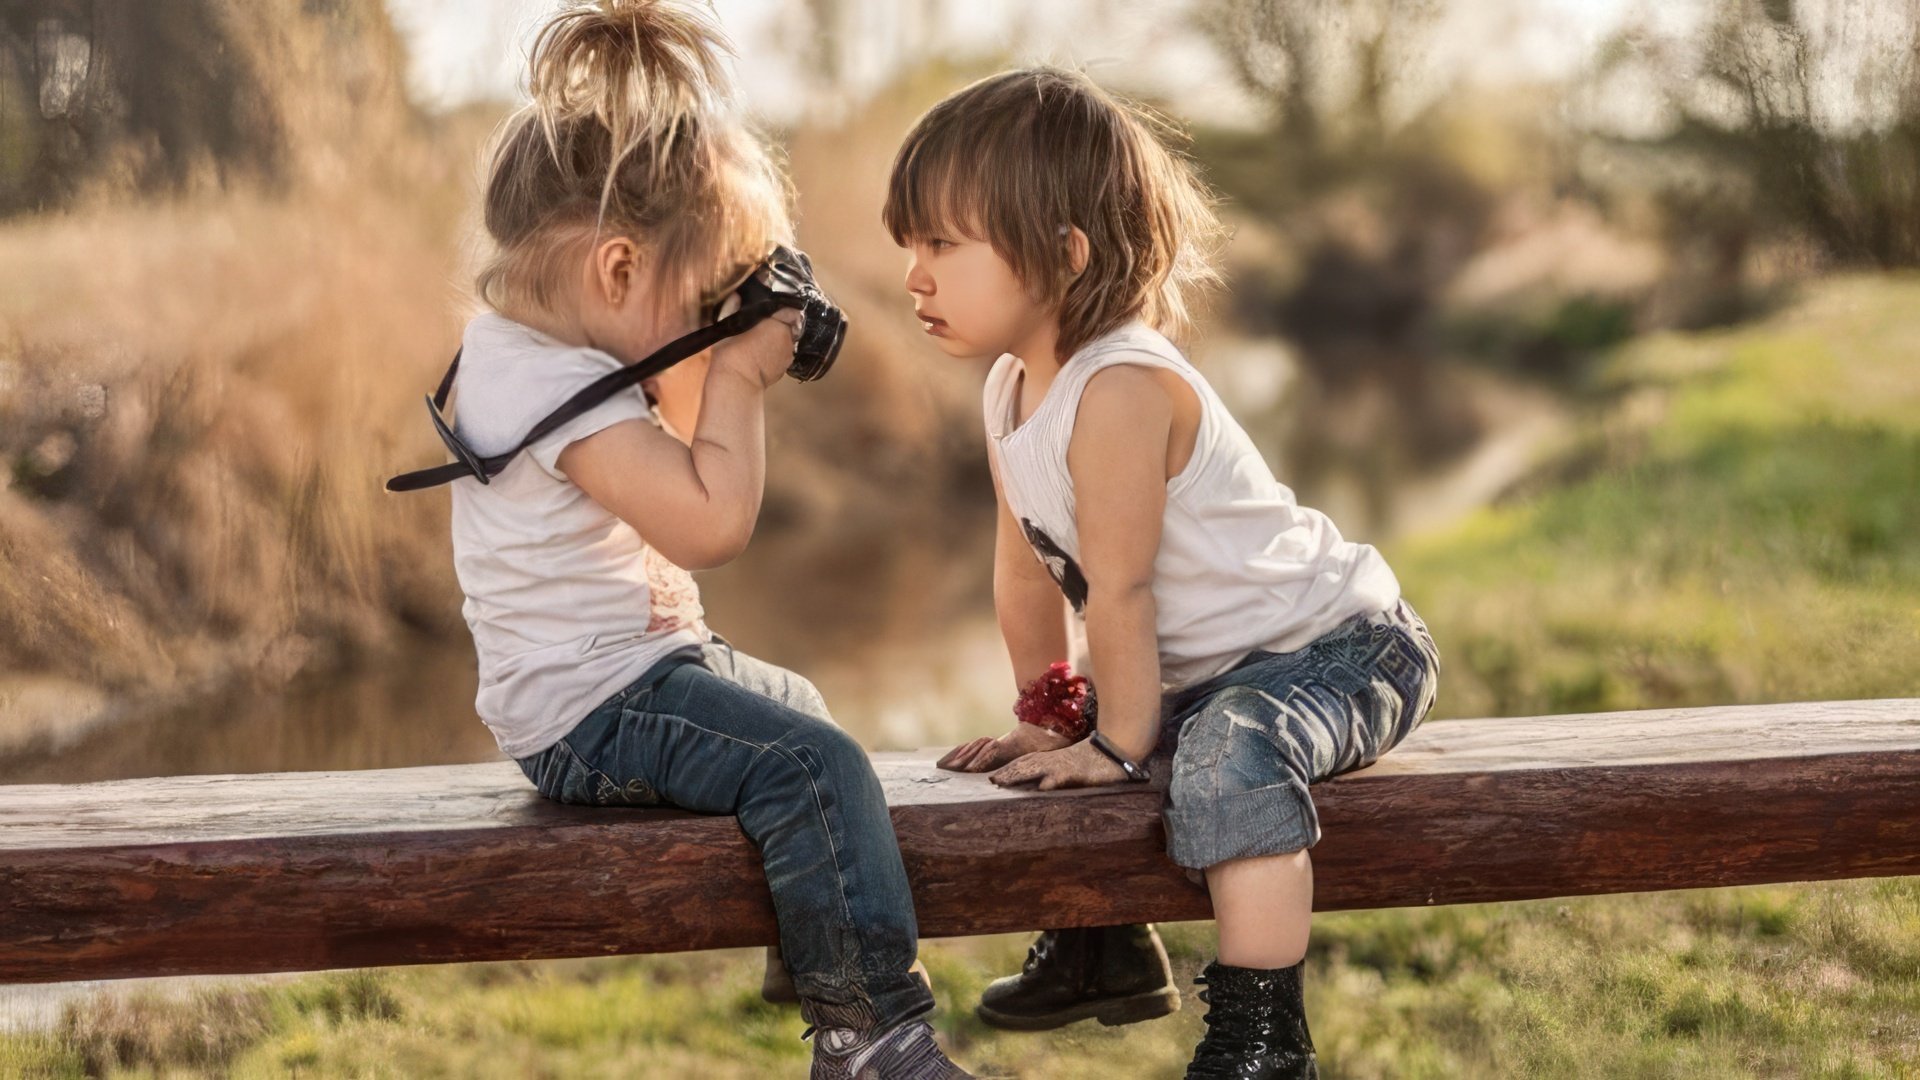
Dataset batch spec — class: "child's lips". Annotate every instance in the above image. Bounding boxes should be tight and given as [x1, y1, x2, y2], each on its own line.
[918, 313, 949, 336]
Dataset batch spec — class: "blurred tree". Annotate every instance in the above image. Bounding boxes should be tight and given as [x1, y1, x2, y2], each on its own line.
[1191, 0, 1502, 531]
[0, 0, 411, 217]
[1585, 0, 1920, 313]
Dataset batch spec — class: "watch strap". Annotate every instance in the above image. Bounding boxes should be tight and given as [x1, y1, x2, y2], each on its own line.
[1088, 731, 1152, 783]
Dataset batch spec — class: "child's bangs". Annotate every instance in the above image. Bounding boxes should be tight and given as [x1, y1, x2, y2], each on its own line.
[884, 132, 990, 246]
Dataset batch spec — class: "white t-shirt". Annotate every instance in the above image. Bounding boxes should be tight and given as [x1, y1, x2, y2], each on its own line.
[984, 320, 1401, 690]
[448, 312, 708, 759]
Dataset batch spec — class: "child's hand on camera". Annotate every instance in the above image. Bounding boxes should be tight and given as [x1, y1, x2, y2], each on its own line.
[712, 308, 802, 389]
[936, 723, 1073, 773]
[987, 739, 1129, 791]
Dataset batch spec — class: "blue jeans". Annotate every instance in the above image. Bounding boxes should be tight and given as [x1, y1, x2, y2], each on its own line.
[515, 638, 934, 1032]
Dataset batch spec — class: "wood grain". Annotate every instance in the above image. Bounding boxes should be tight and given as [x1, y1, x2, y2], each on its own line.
[2, 698, 1916, 984]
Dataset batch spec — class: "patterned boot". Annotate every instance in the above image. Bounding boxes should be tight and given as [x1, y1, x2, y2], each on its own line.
[807, 1018, 975, 1079]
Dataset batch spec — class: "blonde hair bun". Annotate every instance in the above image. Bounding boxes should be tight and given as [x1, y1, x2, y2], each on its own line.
[478, 0, 792, 320]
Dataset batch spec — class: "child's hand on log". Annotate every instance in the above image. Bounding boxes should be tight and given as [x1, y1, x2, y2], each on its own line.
[987, 739, 1128, 791]
[936, 723, 1073, 773]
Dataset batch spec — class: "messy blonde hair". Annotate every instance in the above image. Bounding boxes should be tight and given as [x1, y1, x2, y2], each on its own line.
[883, 68, 1225, 360]
[476, 0, 792, 320]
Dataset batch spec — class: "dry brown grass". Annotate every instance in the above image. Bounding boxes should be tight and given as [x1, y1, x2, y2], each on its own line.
[0, 0, 495, 740]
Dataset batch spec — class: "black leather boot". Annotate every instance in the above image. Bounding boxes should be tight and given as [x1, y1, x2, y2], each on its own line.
[975, 924, 1180, 1030]
[1185, 960, 1317, 1079]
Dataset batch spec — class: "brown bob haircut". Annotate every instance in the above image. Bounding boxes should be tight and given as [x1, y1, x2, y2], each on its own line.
[883, 67, 1225, 359]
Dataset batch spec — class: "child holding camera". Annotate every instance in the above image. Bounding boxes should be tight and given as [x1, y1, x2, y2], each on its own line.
[404, 3, 973, 1076]
[890, 69, 1439, 1079]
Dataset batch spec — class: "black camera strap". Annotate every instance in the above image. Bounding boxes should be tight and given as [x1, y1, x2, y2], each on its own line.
[385, 290, 801, 493]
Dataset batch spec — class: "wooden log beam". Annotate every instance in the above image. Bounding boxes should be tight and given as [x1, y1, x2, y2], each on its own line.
[2, 698, 1917, 984]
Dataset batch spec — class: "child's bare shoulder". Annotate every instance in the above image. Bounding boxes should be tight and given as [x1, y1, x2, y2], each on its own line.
[1079, 354, 1190, 415]
[1082, 361, 1164, 399]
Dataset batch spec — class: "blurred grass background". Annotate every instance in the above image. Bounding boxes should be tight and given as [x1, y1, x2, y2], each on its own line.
[1, 0, 1917, 1075]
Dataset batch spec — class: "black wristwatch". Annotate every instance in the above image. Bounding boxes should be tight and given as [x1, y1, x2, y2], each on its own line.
[1088, 731, 1152, 783]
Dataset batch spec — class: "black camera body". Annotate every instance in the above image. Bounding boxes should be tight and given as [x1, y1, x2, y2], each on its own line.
[722, 245, 847, 382]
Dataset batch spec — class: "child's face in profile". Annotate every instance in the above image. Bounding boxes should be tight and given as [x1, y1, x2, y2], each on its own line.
[902, 230, 1055, 362]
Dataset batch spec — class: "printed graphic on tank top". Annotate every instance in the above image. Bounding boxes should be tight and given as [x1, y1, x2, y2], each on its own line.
[1021, 517, 1089, 614]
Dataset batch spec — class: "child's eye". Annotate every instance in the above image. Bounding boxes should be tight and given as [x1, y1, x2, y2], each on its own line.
[928, 238, 952, 251]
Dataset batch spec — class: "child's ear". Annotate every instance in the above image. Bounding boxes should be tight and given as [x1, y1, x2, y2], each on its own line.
[592, 235, 642, 306]
[1065, 226, 1090, 278]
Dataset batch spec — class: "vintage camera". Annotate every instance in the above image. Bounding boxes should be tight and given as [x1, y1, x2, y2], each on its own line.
[711, 245, 847, 382]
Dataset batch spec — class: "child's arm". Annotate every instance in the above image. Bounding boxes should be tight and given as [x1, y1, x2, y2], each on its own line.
[989, 450, 1072, 688]
[989, 365, 1170, 789]
[1063, 367, 1169, 764]
[938, 454, 1074, 772]
[557, 313, 798, 571]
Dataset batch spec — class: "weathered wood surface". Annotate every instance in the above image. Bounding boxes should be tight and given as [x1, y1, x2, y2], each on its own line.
[2, 698, 1916, 984]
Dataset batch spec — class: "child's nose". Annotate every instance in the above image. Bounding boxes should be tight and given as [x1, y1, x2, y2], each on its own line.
[904, 259, 933, 296]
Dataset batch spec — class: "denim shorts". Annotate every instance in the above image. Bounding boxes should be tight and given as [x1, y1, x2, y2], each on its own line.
[1154, 598, 1440, 870]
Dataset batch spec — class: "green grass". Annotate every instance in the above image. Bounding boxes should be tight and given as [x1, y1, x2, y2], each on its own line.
[7, 887, 1917, 1078]
[1401, 273, 1920, 719]
[7, 274, 1920, 1077]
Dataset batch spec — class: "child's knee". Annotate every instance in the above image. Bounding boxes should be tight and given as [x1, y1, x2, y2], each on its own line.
[765, 715, 874, 786]
[1171, 687, 1304, 792]
[1164, 708, 1320, 870]
[802, 722, 874, 778]
[1163, 782, 1318, 871]
[737, 719, 884, 837]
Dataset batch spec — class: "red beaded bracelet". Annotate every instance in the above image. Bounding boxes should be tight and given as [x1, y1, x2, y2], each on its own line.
[1014, 661, 1096, 741]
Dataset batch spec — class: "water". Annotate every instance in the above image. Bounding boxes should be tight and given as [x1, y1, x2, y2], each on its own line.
[0, 582, 1015, 786]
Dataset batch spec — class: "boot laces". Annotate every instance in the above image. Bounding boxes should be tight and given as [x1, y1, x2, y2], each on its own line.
[1021, 934, 1055, 975]
[1192, 970, 1289, 1044]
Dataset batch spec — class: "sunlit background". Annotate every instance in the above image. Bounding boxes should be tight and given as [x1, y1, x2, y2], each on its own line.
[2, 1, 1917, 1075]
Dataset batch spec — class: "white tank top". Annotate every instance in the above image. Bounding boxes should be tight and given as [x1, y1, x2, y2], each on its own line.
[983, 320, 1401, 690]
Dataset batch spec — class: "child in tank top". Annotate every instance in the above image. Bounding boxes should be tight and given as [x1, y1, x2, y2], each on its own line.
[885, 68, 1439, 1079]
